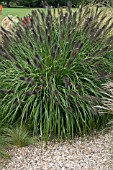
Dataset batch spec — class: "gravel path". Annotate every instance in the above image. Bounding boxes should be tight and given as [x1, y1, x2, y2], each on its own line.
[0, 131, 113, 170]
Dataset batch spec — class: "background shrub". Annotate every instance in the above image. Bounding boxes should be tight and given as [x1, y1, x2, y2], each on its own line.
[0, 5, 113, 141]
[2, 0, 113, 8]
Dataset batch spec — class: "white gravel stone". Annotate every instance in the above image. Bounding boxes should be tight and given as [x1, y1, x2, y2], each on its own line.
[0, 130, 112, 170]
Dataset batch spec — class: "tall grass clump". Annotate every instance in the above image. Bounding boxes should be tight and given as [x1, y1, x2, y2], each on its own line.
[0, 4, 113, 141]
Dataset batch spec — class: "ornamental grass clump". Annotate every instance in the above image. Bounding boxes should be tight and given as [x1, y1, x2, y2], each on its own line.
[0, 4, 113, 140]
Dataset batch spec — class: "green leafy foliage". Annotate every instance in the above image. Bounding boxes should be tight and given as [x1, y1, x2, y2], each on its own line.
[0, 5, 113, 141]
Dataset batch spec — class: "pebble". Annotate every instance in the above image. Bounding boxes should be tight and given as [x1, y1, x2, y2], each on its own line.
[0, 130, 112, 170]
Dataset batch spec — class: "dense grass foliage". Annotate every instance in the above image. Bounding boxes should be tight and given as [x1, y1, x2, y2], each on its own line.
[0, 123, 9, 158]
[2, 125, 36, 147]
[0, 123, 35, 157]
[96, 82, 113, 113]
[0, 138, 9, 158]
[0, 5, 113, 141]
